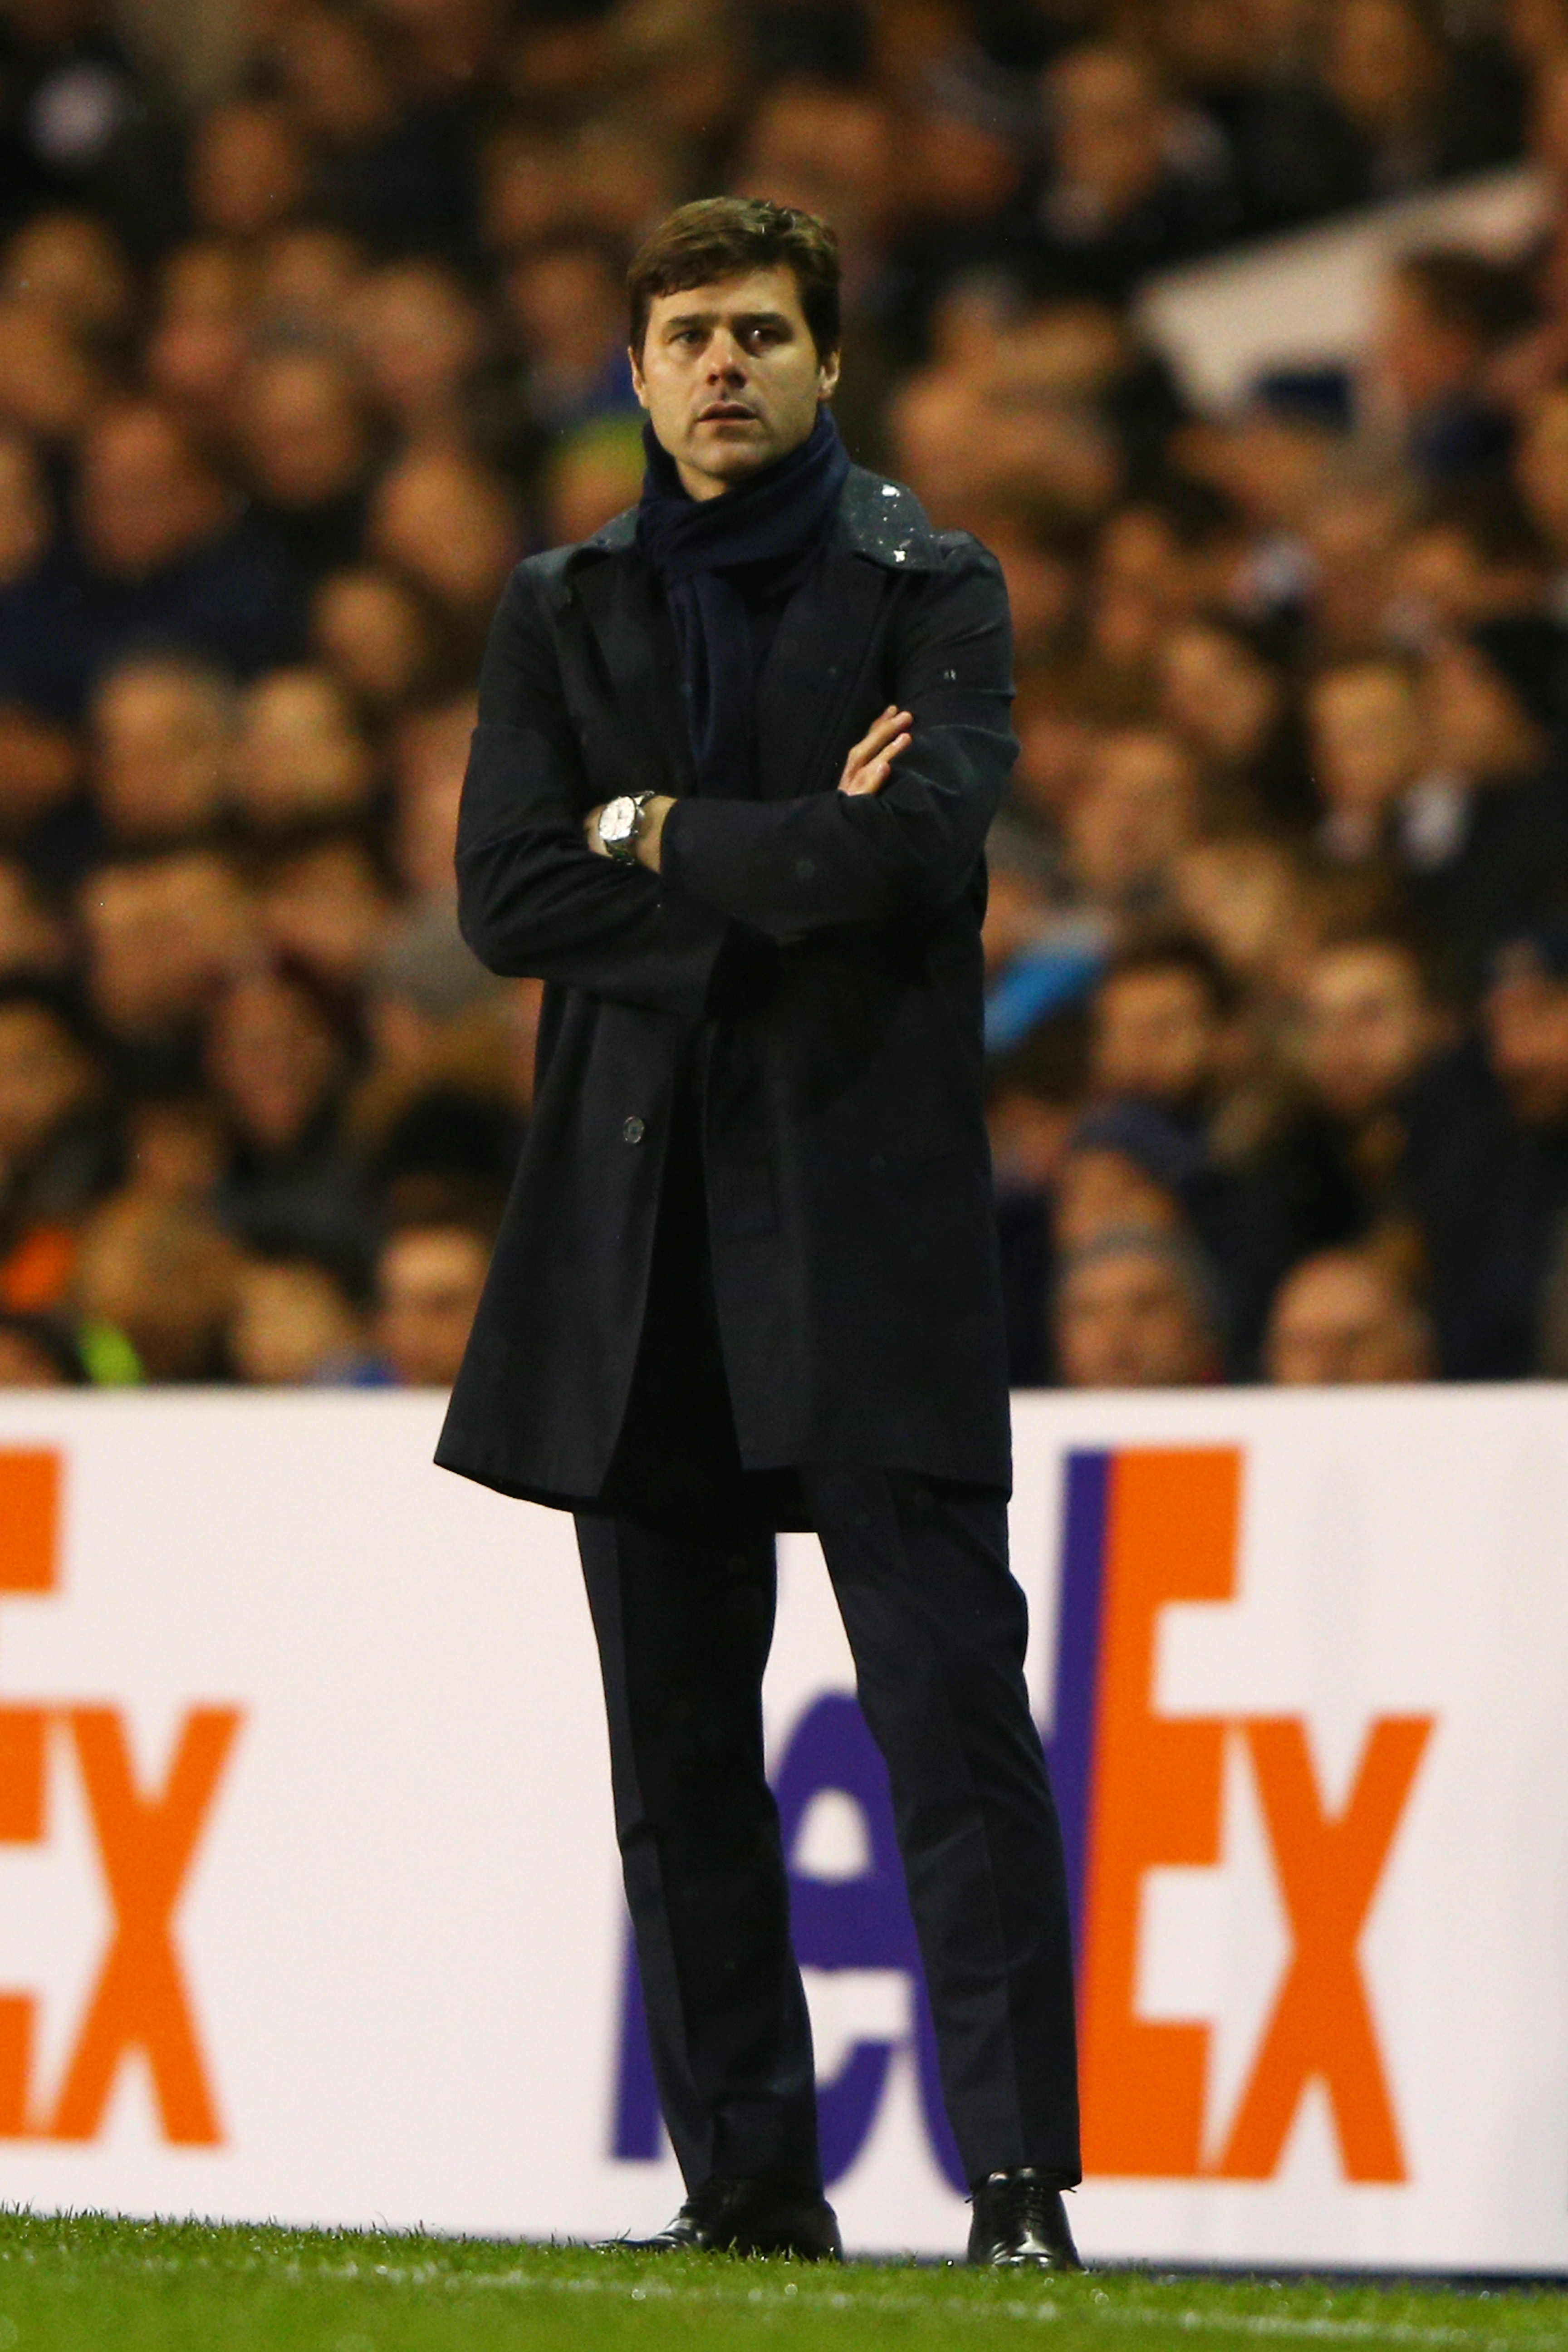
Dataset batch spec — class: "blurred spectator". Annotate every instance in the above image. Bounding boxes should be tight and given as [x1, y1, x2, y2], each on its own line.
[1027, 45, 1238, 304]
[1055, 1102, 1200, 1254]
[0, 1309, 85, 1385]
[123, 1087, 225, 1203]
[351, 260, 487, 443]
[144, 239, 254, 428]
[228, 1252, 364, 1385]
[368, 445, 518, 638]
[188, 98, 309, 244]
[233, 668, 374, 838]
[205, 961, 366, 1274]
[260, 835, 394, 991]
[1088, 936, 1239, 1127]
[362, 1219, 491, 1386]
[1065, 727, 1203, 922]
[311, 567, 454, 716]
[72, 1191, 239, 1382]
[1374, 248, 1533, 483]
[1415, 616, 1568, 994]
[1055, 1227, 1224, 1387]
[1308, 655, 1426, 869]
[0, 859, 66, 982]
[253, 225, 366, 340]
[234, 346, 378, 593]
[0, 0, 1555, 1396]
[0, 983, 111, 1312]
[1242, 931, 1441, 1313]
[5, 402, 294, 718]
[90, 656, 233, 848]
[502, 234, 638, 433]
[268, 1, 472, 255]
[1156, 615, 1310, 828]
[1171, 834, 1318, 1000]
[543, 419, 647, 548]
[1316, 0, 1519, 207]
[1407, 925, 1568, 1373]
[82, 851, 251, 1079]
[1265, 1246, 1436, 1382]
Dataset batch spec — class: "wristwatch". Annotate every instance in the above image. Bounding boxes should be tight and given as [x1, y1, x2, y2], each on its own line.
[598, 791, 656, 864]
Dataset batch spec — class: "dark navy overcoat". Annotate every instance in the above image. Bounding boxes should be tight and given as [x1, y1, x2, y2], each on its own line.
[435, 464, 1018, 1513]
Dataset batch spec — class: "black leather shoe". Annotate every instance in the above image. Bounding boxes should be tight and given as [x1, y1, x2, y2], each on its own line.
[600, 2175, 843, 2261]
[966, 2169, 1081, 2269]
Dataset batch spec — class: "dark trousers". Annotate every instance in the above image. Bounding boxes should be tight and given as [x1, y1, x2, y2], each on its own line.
[575, 1469, 1081, 2197]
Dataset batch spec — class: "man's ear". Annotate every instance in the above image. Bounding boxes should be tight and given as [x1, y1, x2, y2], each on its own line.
[819, 350, 842, 402]
[629, 347, 649, 409]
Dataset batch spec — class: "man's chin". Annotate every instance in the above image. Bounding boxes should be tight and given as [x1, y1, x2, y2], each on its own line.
[694, 426, 772, 463]
[688, 440, 781, 488]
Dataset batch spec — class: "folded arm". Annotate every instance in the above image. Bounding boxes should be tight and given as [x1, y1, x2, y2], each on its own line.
[454, 565, 731, 1019]
[653, 543, 1016, 940]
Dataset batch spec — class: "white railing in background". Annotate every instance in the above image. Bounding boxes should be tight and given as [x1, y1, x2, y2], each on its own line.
[1137, 166, 1547, 410]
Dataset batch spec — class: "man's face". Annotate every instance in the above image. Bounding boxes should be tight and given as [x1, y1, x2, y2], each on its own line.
[1266, 1254, 1429, 1385]
[1518, 387, 1568, 554]
[94, 667, 231, 843]
[1067, 729, 1198, 903]
[1308, 666, 1423, 815]
[1487, 967, 1568, 1126]
[1053, 1147, 1181, 1254]
[1297, 943, 1432, 1122]
[377, 1228, 490, 1386]
[631, 266, 839, 501]
[1056, 1243, 1213, 1388]
[0, 1006, 92, 1164]
[79, 409, 225, 582]
[1092, 967, 1220, 1112]
[1425, 639, 1540, 781]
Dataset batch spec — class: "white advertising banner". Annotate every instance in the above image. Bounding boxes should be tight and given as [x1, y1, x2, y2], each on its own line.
[0, 1387, 1563, 2272]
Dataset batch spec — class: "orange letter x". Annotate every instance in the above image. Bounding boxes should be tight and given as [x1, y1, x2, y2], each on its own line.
[1217, 1714, 1432, 2182]
[49, 1706, 242, 2145]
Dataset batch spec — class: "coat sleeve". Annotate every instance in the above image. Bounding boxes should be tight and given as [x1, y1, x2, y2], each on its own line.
[454, 562, 733, 1018]
[657, 539, 1016, 940]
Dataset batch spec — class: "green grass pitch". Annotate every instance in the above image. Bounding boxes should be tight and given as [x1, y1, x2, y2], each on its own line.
[0, 2214, 1564, 2352]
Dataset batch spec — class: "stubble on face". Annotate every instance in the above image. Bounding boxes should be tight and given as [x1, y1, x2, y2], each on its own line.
[630, 264, 839, 501]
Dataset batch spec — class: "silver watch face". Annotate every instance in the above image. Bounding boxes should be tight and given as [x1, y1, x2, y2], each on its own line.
[600, 795, 638, 847]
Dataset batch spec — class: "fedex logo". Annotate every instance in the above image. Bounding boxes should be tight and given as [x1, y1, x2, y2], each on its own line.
[1062, 1446, 1432, 2182]
[0, 1450, 240, 2144]
[613, 1446, 1433, 2190]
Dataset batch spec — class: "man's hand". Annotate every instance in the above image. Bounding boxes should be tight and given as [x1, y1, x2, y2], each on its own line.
[583, 709, 910, 873]
[584, 796, 676, 872]
[838, 707, 912, 797]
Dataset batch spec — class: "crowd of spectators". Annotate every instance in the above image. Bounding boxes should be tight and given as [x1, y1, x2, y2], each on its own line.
[3, 0, 1568, 1391]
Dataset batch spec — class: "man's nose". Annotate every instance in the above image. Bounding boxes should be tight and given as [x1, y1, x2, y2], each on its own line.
[705, 333, 746, 378]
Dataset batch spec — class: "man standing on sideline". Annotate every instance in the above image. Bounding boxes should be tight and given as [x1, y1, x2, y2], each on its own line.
[437, 198, 1081, 2269]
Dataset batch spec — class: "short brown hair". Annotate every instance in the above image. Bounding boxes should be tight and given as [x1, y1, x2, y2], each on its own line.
[627, 197, 841, 362]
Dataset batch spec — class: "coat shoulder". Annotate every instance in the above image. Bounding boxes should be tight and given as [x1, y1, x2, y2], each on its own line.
[494, 512, 639, 625]
[838, 466, 1000, 583]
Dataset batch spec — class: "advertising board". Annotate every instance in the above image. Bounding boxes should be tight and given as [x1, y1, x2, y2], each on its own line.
[0, 1387, 1562, 2270]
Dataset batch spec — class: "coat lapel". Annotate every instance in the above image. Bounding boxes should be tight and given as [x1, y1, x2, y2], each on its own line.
[566, 464, 934, 807]
[754, 547, 888, 802]
[570, 552, 696, 799]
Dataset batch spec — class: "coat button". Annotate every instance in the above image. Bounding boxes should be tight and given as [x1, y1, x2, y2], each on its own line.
[622, 1116, 646, 1144]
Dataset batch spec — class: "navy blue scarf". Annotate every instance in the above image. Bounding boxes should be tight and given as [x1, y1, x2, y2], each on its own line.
[636, 408, 849, 798]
